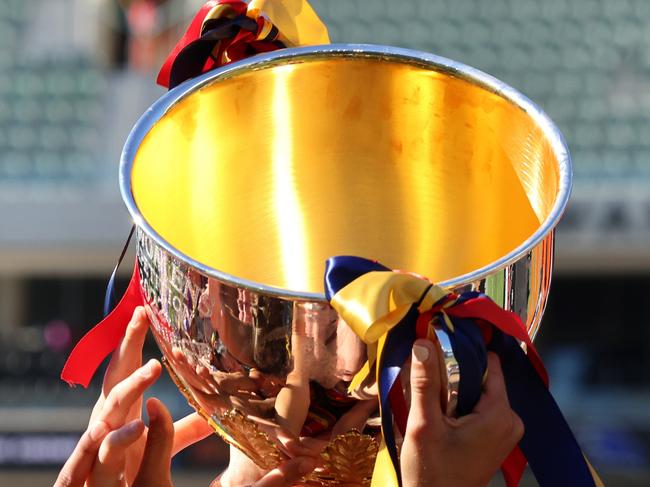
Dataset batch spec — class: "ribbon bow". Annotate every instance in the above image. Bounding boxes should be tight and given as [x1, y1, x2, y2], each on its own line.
[157, 0, 329, 89]
[325, 256, 603, 487]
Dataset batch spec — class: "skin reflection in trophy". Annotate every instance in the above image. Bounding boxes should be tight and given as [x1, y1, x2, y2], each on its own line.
[159, 274, 381, 459]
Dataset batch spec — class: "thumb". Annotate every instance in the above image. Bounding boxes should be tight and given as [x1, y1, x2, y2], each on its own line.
[408, 339, 444, 429]
[133, 398, 174, 487]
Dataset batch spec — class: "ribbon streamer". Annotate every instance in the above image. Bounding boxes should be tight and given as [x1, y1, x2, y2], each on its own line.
[325, 255, 603, 487]
[103, 225, 136, 317]
[61, 263, 143, 387]
[157, 0, 329, 88]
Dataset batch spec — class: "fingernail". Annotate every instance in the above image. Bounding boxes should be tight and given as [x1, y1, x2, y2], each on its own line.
[114, 420, 142, 442]
[129, 307, 145, 327]
[147, 399, 159, 422]
[89, 421, 109, 441]
[413, 342, 430, 363]
[123, 419, 142, 436]
[140, 359, 157, 378]
[298, 457, 318, 475]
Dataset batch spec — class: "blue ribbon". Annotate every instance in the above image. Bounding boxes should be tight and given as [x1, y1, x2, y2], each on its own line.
[324, 255, 600, 487]
[103, 225, 135, 317]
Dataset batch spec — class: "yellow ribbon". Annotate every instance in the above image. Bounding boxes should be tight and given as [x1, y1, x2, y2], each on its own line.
[248, 0, 330, 45]
[331, 271, 448, 393]
[330, 271, 450, 487]
[200, 0, 329, 73]
[372, 437, 400, 487]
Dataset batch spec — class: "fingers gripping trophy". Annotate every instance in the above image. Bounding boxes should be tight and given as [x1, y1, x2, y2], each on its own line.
[62, 1, 603, 486]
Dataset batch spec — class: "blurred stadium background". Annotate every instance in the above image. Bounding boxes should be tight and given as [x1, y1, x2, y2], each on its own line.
[0, 0, 649, 485]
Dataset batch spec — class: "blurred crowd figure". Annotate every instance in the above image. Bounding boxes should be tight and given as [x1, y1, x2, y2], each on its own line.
[94, 0, 205, 72]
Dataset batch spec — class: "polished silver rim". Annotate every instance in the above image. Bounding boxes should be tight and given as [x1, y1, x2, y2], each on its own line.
[120, 44, 572, 300]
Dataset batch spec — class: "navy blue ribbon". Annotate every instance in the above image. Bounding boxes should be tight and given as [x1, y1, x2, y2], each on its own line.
[103, 225, 135, 317]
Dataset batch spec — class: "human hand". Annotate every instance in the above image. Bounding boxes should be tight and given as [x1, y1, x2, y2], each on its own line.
[55, 393, 180, 487]
[60, 421, 317, 487]
[54, 307, 214, 486]
[400, 339, 524, 487]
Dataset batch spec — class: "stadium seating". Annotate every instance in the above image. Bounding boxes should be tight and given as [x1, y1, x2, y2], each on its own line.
[0, 0, 105, 184]
[312, 0, 650, 179]
[2, 0, 650, 184]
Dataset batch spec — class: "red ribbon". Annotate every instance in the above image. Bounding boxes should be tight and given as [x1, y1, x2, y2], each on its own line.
[157, 0, 282, 89]
[445, 297, 548, 386]
[60, 264, 143, 387]
[156, 0, 222, 88]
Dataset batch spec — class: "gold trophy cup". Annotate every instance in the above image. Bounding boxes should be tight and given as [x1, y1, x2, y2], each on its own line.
[121, 45, 570, 485]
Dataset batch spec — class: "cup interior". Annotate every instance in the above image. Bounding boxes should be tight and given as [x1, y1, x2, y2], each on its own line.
[131, 54, 560, 294]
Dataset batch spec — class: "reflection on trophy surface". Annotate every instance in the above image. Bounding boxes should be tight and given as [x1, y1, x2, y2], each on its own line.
[123, 45, 570, 485]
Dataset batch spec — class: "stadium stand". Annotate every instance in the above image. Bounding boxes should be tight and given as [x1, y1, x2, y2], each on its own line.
[0, 0, 106, 184]
[310, 0, 650, 180]
[1, 0, 650, 186]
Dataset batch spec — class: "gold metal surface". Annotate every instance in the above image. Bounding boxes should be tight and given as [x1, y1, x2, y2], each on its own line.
[162, 355, 284, 471]
[132, 57, 557, 294]
[219, 409, 283, 471]
[313, 430, 378, 486]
